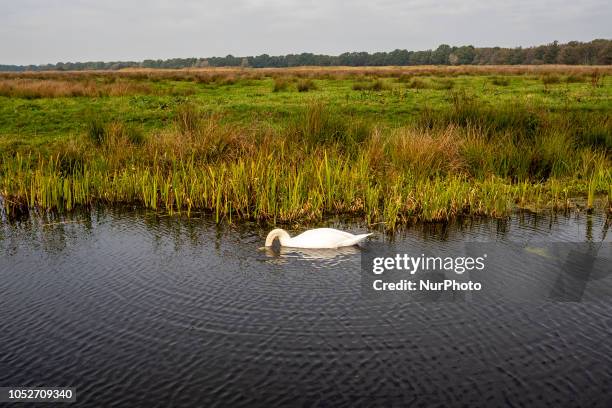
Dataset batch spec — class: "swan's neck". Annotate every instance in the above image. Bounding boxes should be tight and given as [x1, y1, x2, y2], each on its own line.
[265, 229, 291, 246]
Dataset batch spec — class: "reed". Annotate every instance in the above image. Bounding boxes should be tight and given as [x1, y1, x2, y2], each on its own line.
[2, 108, 609, 229]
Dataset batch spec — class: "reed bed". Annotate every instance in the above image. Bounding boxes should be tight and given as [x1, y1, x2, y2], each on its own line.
[2, 101, 610, 229]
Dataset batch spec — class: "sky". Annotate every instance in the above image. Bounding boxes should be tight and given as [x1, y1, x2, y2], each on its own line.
[1, 0, 611, 65]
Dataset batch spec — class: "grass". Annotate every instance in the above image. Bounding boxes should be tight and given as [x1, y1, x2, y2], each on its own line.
[490, 76, 510, 86]
[352, 79, 389, 91]
[296, 79, 317, 92]
[0, 78, 152, 98]
[272, 77, 291, 92]
[1, 66, 611, 229]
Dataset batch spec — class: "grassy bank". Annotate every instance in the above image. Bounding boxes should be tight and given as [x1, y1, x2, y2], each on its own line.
[1, 67, 611, 229]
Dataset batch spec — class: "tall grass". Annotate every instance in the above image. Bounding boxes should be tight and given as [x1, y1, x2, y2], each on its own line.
[296, 79, 317, 92]
[272, 77, 291, 92]
[293, 101, 372, 148]
[0, 78, 154, 98]
[490, 76, 510, 86]
[2, 99, 609, 229]
[352, 79, 389, 91]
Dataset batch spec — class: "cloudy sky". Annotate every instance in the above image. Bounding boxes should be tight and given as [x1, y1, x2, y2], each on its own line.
[1, 0, 610, 65]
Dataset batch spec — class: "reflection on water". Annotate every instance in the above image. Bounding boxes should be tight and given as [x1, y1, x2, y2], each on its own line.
[263, 245, 361, 268]
[0, 209, 611, 407]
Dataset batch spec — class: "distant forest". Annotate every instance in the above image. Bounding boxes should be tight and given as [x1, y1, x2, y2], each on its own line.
[2, 39, 611, 71]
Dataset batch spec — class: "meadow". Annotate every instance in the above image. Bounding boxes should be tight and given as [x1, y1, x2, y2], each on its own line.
[0, 65, 610, 229]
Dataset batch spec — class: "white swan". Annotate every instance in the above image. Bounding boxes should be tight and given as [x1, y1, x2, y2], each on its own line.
[265, 228, 372, 249]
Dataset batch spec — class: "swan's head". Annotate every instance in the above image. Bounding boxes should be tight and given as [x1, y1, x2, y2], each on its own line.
[265, 228, 291, 247]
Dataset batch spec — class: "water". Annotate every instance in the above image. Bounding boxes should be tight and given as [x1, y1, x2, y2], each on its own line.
[1, 210, 611, 407]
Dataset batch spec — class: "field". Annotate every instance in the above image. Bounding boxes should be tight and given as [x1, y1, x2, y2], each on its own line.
[1, 65, 611, 229]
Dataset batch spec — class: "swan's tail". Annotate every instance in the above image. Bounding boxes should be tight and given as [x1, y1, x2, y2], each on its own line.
[338, 233, 372, 247]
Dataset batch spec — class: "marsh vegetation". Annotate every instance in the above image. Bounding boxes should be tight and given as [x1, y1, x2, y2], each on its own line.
[1, 66, 610, 229]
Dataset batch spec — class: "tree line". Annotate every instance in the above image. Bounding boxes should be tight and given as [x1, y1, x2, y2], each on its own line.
[2, 39, 610, 71]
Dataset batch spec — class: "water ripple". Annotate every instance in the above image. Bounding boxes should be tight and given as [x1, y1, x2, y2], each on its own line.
[0, 209, 610, 407]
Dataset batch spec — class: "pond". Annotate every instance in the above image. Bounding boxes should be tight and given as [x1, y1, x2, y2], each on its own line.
[1, 209, 611, 406]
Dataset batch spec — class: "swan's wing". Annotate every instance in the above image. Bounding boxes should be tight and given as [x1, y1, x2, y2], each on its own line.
[337, 233, 373, 247]
[288, 228, 356, 248]
[311, 228, 354, 238]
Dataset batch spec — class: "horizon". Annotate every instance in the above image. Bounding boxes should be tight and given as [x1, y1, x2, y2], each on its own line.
[2, 0, 611, 65]
[2, 38, 610, 68]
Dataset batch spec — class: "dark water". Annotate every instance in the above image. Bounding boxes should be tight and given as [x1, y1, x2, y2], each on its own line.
[1, 210, 611, 407]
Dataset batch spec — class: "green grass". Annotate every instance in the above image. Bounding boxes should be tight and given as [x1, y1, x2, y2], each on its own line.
[1, 69, 611, 229]
[1, 73, 609, 146]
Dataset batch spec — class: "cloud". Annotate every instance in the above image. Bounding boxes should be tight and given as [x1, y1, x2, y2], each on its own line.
[0, 0, 610, 64]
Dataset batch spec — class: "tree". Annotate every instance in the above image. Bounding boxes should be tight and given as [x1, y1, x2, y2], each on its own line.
[597, 42, 612, 64]
[431, 44, 452, 64]
[543, 41, 559, 63]
[2, 39, 611, 72]
[454, 46, 475, 64]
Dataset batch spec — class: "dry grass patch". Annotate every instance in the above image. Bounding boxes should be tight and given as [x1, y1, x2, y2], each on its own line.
[2, 65, 610, 84]
[0, 78, 153, 98]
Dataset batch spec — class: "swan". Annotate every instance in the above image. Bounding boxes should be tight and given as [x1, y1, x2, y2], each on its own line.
[265, 228, 372, 249]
